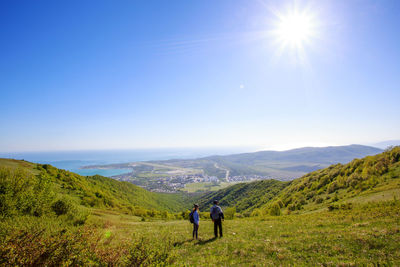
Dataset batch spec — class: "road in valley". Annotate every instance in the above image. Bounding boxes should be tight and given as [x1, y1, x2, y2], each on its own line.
[214, 163, 230, 182]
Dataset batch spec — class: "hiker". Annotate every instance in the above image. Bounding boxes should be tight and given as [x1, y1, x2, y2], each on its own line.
[190, 204, 200, 239]
[210, 200, 224, 238]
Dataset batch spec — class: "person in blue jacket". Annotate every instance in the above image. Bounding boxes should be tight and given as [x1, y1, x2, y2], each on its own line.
[192, 204, 200, 239]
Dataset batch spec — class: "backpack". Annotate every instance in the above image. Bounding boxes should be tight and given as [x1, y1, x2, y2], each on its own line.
[189, 211, 194, 223]
[210, 205, 222, 220]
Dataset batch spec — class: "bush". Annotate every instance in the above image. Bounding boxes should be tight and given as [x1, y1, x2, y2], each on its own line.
[268, 203, 281, 216]
[224, 207, 236, 219]
[234, 213, 244, 219]
[287, 204, 296, 211]
[125, 237, 175, 266]
[0, 167, 54, 218]
[328, 204, 338, 211]
[52, 199, 71, 216]
[315, 197, 323, 204]
[0, 219, 95, 266]
[250, 209, 262, 217]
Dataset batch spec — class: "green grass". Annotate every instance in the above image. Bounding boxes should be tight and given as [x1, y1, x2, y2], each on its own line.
[0, 158, 189, 216]
[2, 200, 399, 265]
[35, 199, 399, 266]
[196, 179, 289, 214]
[195, 146, 400, 216]
[0, 159, 40, 175]
[182, 182, 240, 193]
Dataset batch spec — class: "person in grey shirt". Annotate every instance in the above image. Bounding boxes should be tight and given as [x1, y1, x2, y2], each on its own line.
[210, 200, 224, 238]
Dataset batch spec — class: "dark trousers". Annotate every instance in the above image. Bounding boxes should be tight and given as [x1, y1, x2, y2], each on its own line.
[214, 218, 222, 237]
[193, 223, 199, 239]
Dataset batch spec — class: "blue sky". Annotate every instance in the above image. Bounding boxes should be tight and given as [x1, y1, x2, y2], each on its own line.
[0, 0, 399, 152]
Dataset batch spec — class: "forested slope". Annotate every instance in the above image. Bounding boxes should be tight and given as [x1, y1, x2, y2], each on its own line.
[197, 146, 400, 216]
[196, 179, 289, 214]
[0, 159, 187, 220]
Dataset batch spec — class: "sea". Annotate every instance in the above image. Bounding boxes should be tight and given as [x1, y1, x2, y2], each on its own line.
[0, 147, 252, 177]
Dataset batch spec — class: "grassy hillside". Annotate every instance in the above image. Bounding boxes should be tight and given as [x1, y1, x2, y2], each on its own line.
[263, 146, 400, 214]
[0, 158, 187, 217]
[2, 198, 398, 265]
[196, 146, 400, 216]
[196, 180, 289, 215]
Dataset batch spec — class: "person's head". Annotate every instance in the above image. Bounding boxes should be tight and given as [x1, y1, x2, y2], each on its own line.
[213, 200, 219, 205]
[194, 204, 199, 210]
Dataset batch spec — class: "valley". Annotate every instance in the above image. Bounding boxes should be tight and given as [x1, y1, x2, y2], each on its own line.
[82, 145, 383, 192]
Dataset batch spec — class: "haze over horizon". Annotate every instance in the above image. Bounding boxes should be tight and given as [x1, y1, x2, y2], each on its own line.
[1, 0, 399, 152]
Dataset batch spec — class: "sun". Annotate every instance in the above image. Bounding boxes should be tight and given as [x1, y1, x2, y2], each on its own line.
[268, 6, 318, 64]
[276, 12, 314, 47]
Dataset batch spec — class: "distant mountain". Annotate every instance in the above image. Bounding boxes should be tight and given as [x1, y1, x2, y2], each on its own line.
[371, 140, 400, 149]
[196, 146, 400, 216]
[181, 144, 383, 180]
[84, 145, 384, 187]
[212, 144, 382, 163]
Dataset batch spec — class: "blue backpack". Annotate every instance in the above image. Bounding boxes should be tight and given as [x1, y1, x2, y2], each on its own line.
[189, 211, 195, 223]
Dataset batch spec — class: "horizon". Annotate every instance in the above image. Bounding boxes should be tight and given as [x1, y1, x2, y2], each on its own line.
[0, 141, 396, 156]
[1, 0, 400, 152]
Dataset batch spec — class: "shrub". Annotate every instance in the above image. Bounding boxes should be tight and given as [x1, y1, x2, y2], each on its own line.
[269, 203, 281, 216]
[250, 209, 262, 217]
[276, 200, 284, 208]
[327, 182, 338, 193]
[234, 213, 244, 218]
[224, 207, 236, 219]
[328, 204, 338, 211]
[287, 204, 296, 211]
[315, 197, 323, 204]
[125, 237, 174, 266]
[52, 199, 71, 216]
[0, 220, 95, 266]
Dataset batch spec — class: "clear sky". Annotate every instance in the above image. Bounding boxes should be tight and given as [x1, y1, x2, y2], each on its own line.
[1, 0, 399, 152]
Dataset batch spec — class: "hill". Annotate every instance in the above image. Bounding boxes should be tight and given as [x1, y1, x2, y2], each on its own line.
[196, 179, 289, 214]
[200, 144, 383, 179]
[0, 158, 187, 219]
[264, 146, 400, 214]
[196, 146, 400, 216]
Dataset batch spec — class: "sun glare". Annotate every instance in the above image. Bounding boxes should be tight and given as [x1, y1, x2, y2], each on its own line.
[269, 6, 318, 64]
[277, 13, 313, 46]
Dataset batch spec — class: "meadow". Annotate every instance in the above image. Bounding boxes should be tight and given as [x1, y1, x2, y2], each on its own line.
[2, 199, 399, 266]
[182, 181, 239, 193]
[88, 200, 400, 266]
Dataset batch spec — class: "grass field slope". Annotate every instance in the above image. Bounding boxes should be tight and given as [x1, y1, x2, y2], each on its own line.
[0, 159, 187, 217]
[197, 146, 400, 216]
[196, 179, 289, 215]
[264, 146, 400, 214]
